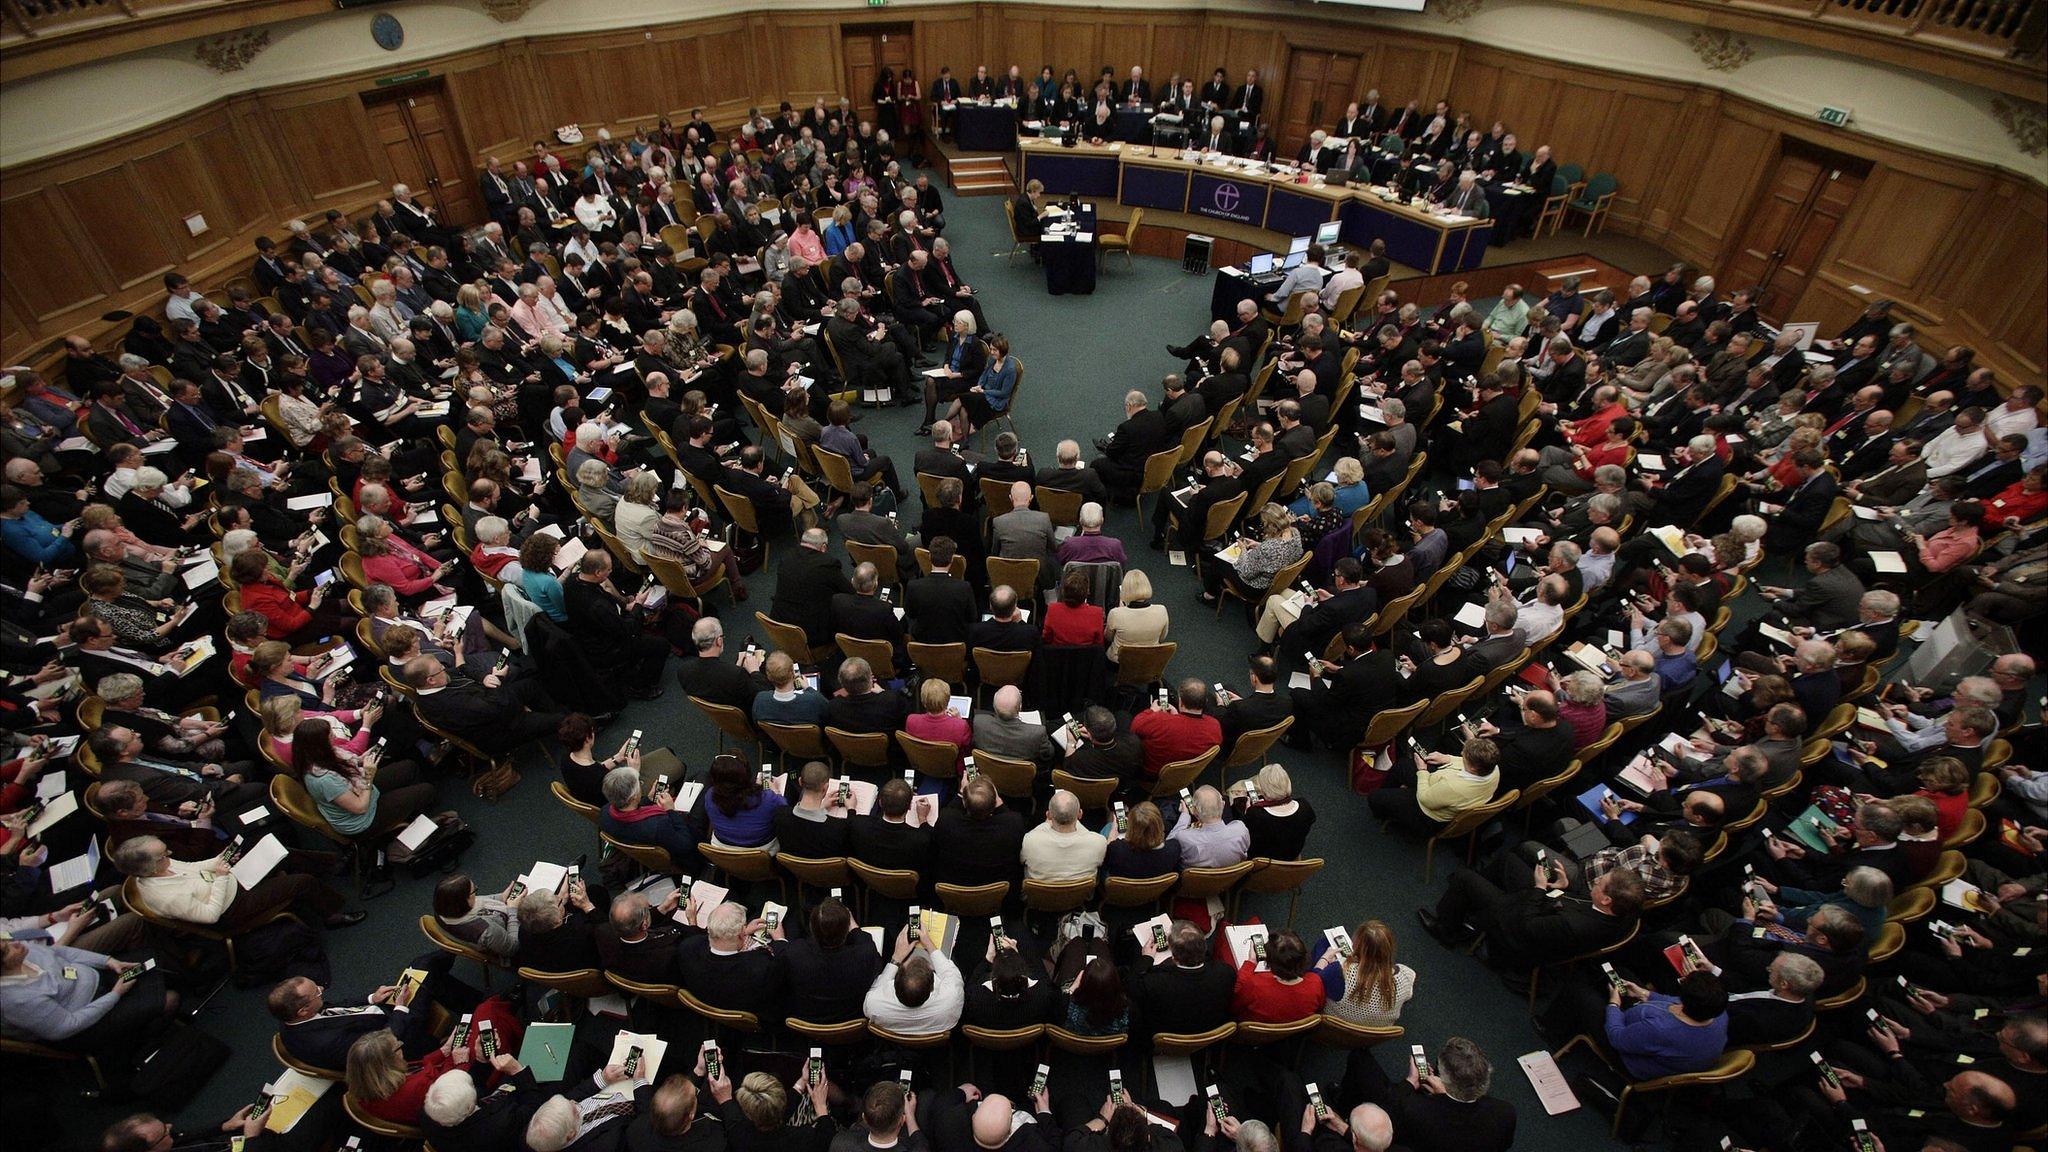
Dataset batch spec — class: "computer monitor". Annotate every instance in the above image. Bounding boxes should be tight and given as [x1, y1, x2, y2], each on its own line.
[1247, 252, 1276, 276]
[1287, 235, 1311, 257]
[1315, 220, 1342, 245]
[1281, 250, 1305, 271]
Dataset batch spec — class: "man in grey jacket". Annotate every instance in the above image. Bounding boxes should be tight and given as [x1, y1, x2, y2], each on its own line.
[989, 480, 1058, 590]
[835, 481, 917, 571]
[973, 685, 1058, 767]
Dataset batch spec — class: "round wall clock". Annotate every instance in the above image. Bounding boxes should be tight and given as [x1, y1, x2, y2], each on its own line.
[372, 13, 405, 51]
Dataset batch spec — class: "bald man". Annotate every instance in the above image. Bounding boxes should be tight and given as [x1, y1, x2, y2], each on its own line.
[928, 1084, 1059, 1152]
[989, 479, 1058, 589]
[1300, 1103, 1396, 1152]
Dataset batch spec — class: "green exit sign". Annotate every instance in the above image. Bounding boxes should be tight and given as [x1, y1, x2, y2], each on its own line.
[868, 0, 886, 6]
[1816, 106, 1851, 127]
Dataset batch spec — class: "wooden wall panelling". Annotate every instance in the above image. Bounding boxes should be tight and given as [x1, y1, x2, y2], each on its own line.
[1820, 163, 1982, 313]
[61, 165, 181, 290]
[131, 139, 233, 263]
[445, 58, 526, 162]
[1150, 21, 1202, 90]
[535, 47, 606, 129]
[698, 21, 758, 111]
[0, 189, 105, 323]
[995, 12, 1044, 74]
[611, 35, 679, 126]
[1046, 15, 1097, 77]
[1098, 18, 1151, 76]
[267, 94, 383, 206]
[773, 18, 843, 104]
[918, 14, 981, 91]
[1667, 114, 1776, 262]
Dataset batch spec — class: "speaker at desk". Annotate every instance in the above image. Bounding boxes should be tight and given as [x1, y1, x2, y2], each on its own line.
[1182, 234, 1213, 275]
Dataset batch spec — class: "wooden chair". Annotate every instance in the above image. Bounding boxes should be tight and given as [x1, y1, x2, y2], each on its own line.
[914, 547, 968, 578]
[1313, 1015, 1405, 1051]
[1052, 768, 1118, 813]
[601, 832, 682, 875]
[971, 648, 1033, 704]
[1036, 485, 1083, 528]
[776, 854, 851, 905]
[517, 966, 614, 1003]
[907, 641, 969, 684]
[1942, 808, 1986, 849]
[1135, 448, 1182, 532]
[935, 881, 1011, 917]
[1149, 748, 1218, 799]
[1885, 886, 1936, 925]
[1355, 698, 1429, 749]
[678, 987, 764, 1041]
[843, 539, 903, 589]
[1101, 872, 1178, 912]
[417, 914, 499, 985]
[985, 557, 1041, 601]
[845, 859, 920, 920]
[963, 1023, 1045, 1082]
[1174, 861, 1256, 904]
[755, 611, 829, 667]
[1231, 857, 1324, 927]
[550, 780, 602, 826]
[759, 721, 829, 771]
[869, 1023, 954, 1050]
[1220, 717, 1293, 776]
[1098, 207, 1143, 268]
[833, 633, 899, 681]
[786, 1017, 869, 1049]
[825, 726, 892, 771]
[1023, 876, 1097, 915]
[272, 1033, 341, 1080]
[972, 750, 1038, 808]
[1555, 1035, 1753, 1138]
[715, 484, 773, 565]
[1517, 922, 1639, 1010]
[1111, 642, 1177, 695]
[898, 732, 965, 781]
[688, 695, 762, 759]
[1150, 1022, 1235, 1095]
[1047, 1025, 1127, 1059]
[1407, 789, 1521, 883]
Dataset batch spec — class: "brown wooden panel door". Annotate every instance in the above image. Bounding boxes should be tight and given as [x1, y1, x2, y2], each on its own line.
[844, 25, 914, 130]
[1721, 152, 1822, 303]
[1279, 49, 1328, 157]
[1766, 166, 1862, 322]
[365, 83, 482, 229]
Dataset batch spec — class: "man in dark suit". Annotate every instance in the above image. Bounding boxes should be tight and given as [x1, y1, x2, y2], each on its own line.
[722, 443, 818, 540]
[1229, 69, 1263, 118]
[1158, 450, 1247, 555]
[1766, 450, 1841, 551]
[1422, 866, 1644, 968]
[1037, 440, 1110, 507]
[1342, 1036, 1518, 1152]
[926, 1087, 1059, 1152]
[1273, 558, 1379, 673]
[1722, 951, 1823, 1051]
[970, 585, 1039, 653]
[163, 380, 225, 469]
[929, 775, 1028, 889]
[830, 564, 909, 672]
[846, 778, 933, 872]
[913, 421, 980, 511]
[1450, 378, 1520, 474]
[512, 889, 604, 975]
[825, 656, 911, 738]
[595, 890, 690, 983]
[675, 616, 768, 711]
[1090, 389, 1171, 501]
[563, 550, 669, 698]
[678, 902, 784, 1019]
[401, 654, 565, 757]
[1216, 655, 1294, 753]
[269, 976, 435, 1070]
[769, 898, 885, 1025]
[769, 528, 854, 650]
[903, 536, 976, 645]
[1126, 919, 1238, 1037]
[1290, 624, 1408, 750]
[919, 477, 986, 580]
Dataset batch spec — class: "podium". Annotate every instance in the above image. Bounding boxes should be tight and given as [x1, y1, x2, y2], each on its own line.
[1181, 234, 1213, 275]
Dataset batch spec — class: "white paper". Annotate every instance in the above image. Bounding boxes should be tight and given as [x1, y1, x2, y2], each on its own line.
[284, 493, 333, 511]
[1453, 601, 1487, 629]
[1131, 913, 1173, 964]
[1519, 1050, 1581, 1115]
[27, 792, 77, 840]
[605, 1030, 668, 1088]
[1870, 551, 1908, 574]
[1288, 671, 1315, 690]
[232, 834, 290, 890]
[395, 814, 440, 851]
[1152, 1054, 1198, 1105]
[34, 771, 67, 802]
[669, 781, 705, 813]
[525, 860, 569, 894]
[1224, 923, 1270, 971]
[1502, 527, 1541, 545]
[180, 558, 220, 589]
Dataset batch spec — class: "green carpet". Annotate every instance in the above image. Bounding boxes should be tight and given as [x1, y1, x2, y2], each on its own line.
[33, 180, 1647, 1150]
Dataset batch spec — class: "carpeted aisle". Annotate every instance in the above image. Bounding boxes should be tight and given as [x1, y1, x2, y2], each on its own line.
[30, 176, 1650, 1151]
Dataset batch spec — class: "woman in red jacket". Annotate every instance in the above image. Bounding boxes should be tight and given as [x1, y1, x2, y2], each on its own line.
[229, 548, 334, 647]
[358, 515, 454, 604]
[1230, 930, 1327, 1022]
[344, 997, 522, 1125]
[1042, 569, 1106, 646]
[1912, 755, 1971, 842]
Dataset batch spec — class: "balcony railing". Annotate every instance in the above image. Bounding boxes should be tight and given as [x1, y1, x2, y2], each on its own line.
[2, 0, 126, 39]
[1739, 0, 2043, 57]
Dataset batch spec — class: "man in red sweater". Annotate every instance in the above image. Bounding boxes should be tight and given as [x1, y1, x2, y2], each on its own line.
[1130, 678, 1223, 788]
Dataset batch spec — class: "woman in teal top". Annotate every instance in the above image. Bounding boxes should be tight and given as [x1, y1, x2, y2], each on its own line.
[291, 720, 436, 842]
[517, 534, 571, 622]
[454, 283, 490, 342]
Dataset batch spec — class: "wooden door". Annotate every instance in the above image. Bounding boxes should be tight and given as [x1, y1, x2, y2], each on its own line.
[1279, 49, 1361, 158]
[1721, 140, 1868, 322]
[843, 24, 916, 129]
[363, 81, 482, 228]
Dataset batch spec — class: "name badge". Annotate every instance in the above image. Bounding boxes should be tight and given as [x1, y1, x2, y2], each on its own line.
[61, 966, 79, 980]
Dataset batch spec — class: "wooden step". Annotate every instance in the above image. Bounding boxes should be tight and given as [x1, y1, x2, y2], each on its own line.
[941, 154, 1016, 196]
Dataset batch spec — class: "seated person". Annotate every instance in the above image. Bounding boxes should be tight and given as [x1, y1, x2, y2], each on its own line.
[1231, 929, 1326, 1022]
[599, 765, 698, 866]
[111, 834, 362, 932]
[0, 938, 176, 1055]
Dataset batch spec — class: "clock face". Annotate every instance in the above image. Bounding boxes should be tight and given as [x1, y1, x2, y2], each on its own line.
[372, 13, 404, 51]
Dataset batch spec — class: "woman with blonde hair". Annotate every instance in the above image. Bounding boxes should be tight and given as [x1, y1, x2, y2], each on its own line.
[78, 504, 177, 564]
[613, 470, 663, 562]
[346, 1002, 522, 1125]
[1199, 503, 1302, 606]
[1319, 919, 1414, 1027]
[735, 1069, 834, 1147]
[260, 692, 379, 768]
[903, 678, 972, 771]
[1234, 763, 1317, 860]
[1103, 569, 1168, 663]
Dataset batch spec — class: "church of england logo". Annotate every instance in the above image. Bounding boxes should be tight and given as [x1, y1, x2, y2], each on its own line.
[1212, 182, 1242, 213]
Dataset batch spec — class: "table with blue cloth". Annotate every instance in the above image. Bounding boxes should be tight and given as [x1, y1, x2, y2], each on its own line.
[1041, 203, 1098, 296]
[953, 102, 1018, 152]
